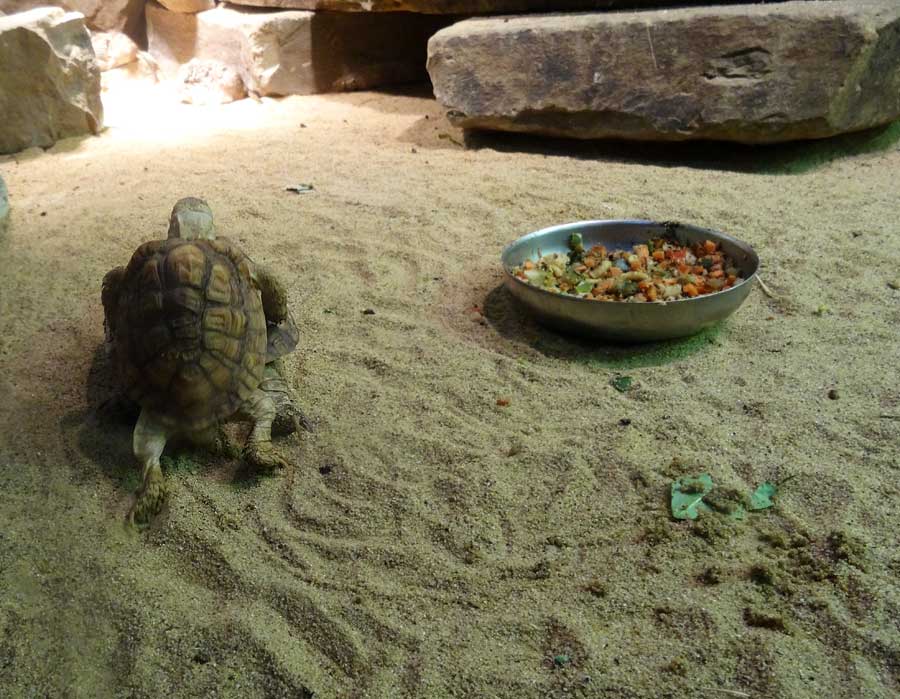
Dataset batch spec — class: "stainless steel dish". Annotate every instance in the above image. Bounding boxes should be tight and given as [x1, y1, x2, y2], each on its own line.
[501, 219, 759, 342]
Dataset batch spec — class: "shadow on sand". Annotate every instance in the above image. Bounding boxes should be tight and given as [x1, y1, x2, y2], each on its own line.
[61, 346, 261, 498]
[460, 120, 900, 175]
[481, 283, 724, 369]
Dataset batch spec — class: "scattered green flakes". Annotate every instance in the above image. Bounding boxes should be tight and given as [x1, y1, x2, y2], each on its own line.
[750, 482, 777, 511]
[611, 375, 634, 393]
[813, 304, 829, 316]
[671, 473, 713, 520]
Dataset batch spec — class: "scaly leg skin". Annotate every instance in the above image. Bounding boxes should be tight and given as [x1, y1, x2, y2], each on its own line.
[260, 361, 314, 437]
[128, 409, 170, 527]
[242, 388, 289, 472]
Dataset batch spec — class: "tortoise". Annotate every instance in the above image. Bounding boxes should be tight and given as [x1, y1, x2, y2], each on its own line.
[102, 197, 300, 524]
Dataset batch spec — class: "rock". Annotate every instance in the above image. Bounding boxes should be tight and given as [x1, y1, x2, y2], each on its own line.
[0, 176, 9, 233]
[178, 58, 246, 104]
[146, 2, 244, 76]
[0, 8, 103, 155]
[101, 49, 160, 91]
[225, 0, 755, 15]
[427, 1, 900, 144]
[0, 0, 146, 36]
[157, 0, 214, 13]
[91, 29, 138, 70]
[147, 2, 445, 95]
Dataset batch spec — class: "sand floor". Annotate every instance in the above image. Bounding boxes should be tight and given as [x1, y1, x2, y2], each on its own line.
[1, 81, 899, 698]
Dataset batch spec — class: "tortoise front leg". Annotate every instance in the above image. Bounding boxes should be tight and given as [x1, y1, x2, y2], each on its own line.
[242, 388, 289, 472]
[128, 409, 170, 526]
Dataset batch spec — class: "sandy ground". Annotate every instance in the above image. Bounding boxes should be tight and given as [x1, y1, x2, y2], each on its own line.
[1, 78, 899, 699]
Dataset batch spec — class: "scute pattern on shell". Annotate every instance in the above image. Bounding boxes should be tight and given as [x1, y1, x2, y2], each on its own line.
[114, 238, 267, 432]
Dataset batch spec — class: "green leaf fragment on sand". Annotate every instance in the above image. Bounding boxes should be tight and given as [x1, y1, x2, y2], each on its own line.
[611, 375, 633, 392]
[750, 482, 777, 510]
[671, 473, 713, 520]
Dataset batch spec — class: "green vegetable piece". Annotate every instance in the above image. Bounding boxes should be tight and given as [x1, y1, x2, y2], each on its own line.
[749, 482, 777, 511]
[568, 233, 585, 264]
[575, 280, 593, 294]
[611, 376, 633, 392]
[671, 473, 713, 520]
[553, 654, 571, 667]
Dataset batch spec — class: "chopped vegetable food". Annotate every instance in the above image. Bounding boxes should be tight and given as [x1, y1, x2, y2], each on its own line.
[511, 236, 744, 302]
[611, 375, 634, 393]
[749, 482, 777, 510]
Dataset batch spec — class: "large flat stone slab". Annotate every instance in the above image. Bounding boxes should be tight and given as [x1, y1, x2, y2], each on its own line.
[147, 1, 444, 95]
[427, 1, 900, 143]
[226, 0, 783, 16]
[0, 8, 103, 155]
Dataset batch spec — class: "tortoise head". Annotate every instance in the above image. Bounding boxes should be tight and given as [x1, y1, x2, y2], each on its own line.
[167, 197, 215, 241]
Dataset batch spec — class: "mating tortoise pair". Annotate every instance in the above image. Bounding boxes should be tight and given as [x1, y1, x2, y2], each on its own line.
[102, 198, 303, 524]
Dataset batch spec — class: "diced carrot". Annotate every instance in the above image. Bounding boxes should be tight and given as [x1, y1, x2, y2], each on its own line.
[652, 250, 665, 262]
[584, 256, 598, 269]
[523, 260, 534, 270]
[634, 244, 650, 259]
[575, 264, 587, 273]
[646, 285, 658, 301]
[668, 249, 687, 261]
[703, 240, 717, 254]
[638, 280, 651, 292]
[693, 265, 705, 275]
[589, 245, 607, 258]
[710, 269, 724, 279]
[609, 267, 623, 277]
[629, 258, 643, 271]
[677, 263, 690, 274]
[683, 283, 699, 297]
[727, 274, 737, 283]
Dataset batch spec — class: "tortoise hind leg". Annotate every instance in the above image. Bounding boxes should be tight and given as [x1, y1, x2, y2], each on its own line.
[242, 388, 289, 472]
[128, 409, 170, 526]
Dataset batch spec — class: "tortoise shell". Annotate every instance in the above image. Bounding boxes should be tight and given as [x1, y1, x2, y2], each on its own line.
[113, 237, 267, 432]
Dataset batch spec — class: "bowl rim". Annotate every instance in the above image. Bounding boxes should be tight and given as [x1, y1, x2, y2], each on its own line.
[500, 218, 760, 307]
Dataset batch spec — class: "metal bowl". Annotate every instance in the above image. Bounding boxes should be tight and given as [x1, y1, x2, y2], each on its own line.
[501, 219, 759, 342]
